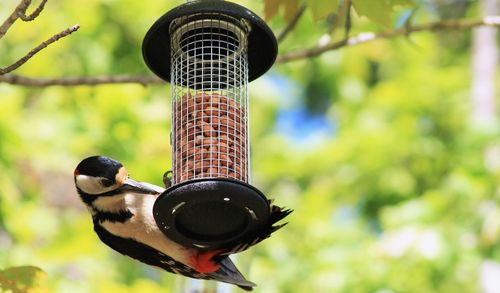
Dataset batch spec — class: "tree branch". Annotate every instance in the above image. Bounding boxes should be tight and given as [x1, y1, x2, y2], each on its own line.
[0, 24, 80, 75]
[0, 0, 31, 39]
[2, 17, 500, 86]
[277, 4, 306, 43]
[0, 74, 164, 87]
[0, 0, 79, 76]
[17, 0, 48, 21]
[276, 16, 500, 63]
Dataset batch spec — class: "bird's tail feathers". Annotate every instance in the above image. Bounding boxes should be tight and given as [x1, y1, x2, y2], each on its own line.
[269, 201, 293, 224]
[222, 203, 293, 255]
[207, 257, 256, 291]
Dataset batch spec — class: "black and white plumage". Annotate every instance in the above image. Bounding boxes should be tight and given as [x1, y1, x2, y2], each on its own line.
[74, 156, 291, 290]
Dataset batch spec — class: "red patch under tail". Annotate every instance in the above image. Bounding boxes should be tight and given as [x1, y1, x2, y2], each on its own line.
[189, 249, 225, 273]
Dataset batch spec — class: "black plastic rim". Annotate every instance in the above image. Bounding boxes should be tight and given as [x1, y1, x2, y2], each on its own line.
[153, 178, 270, 250]
[142, 0, 278, 83]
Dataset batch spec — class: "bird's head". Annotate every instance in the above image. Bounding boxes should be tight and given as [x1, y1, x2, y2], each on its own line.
[74, 156, 160, 196]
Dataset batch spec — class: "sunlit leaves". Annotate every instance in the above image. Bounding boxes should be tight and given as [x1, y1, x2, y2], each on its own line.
[264, 0, 280, 20]
[307, 0, 339, 21]
[352, 0, 414, 26]
[263, 0, 414, 25]
[264, 0, 302, 21]
[0, 266, 47, 293]
[265, 0, 338, 22]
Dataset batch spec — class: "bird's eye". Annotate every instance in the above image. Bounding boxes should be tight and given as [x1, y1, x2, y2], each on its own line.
[100, 178, 114, 187]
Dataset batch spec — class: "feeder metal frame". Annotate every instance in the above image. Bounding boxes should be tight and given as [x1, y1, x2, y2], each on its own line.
[170, 14, 250, 185]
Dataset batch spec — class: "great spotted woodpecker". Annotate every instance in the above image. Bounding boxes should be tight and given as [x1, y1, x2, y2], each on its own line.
[74, 156, 291, 290]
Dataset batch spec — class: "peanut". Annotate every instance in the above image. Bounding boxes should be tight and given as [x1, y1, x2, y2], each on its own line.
[228, 98, 237, 108]
[194, 160, 212, 173]
[210, 96, 220, 105]
[218, 135, 234, 145]
[196, 120, 217, 137]
[220, 116, 236, 129]
[195, 92, 211, 104]
[210, 116, 220, 125]
[204, 106, 223, 117]
[194, 135, 203, 146]
[219, 142, 228, 152]
[180, 172, 193, 181]
[186, 147, 202, 160]
[202, 137, 218, 146]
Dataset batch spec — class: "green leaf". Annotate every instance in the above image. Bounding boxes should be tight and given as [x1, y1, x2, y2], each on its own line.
[264, 0, 281, 21]
[283, 0, 301, 22]
[389, 0, 414, 5]
[352, 0, 393, 26]
[352, 0, 415, 26]
[308, 0, 339, 21]
[0, 266, 47, 293]
[264, 0, 303, 22]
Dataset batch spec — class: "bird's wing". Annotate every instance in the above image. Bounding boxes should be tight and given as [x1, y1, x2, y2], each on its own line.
[93, 222, 255, 290]
[94, 221, 207, 278]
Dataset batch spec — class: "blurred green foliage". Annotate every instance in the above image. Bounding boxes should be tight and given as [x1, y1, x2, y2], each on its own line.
[0, 266, 47, 293]
[1, 0, 499, 292]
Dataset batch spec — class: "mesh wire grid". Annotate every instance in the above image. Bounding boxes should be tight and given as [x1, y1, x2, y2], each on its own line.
[170, 14, 250, 185]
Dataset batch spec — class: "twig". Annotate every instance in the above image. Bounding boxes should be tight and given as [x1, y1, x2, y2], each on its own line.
[276, 16, 500, 63]
[0, 74, 164, 86]
[326, 0, 350, 36]
[0, 0, 78, 76]
[0, 24, 80, 75]
[277, 4, 306, 43]
[343, 0, 352, 39]
[17, 0, 48, 21]
[0, 0, 31, 39]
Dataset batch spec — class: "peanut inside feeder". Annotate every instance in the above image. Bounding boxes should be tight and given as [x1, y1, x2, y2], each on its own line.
[175, 93, 247, 182]
[142, 0, 278, 250]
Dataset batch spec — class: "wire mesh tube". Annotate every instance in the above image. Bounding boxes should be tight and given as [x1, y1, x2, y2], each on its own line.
[171, 14, 249, 185]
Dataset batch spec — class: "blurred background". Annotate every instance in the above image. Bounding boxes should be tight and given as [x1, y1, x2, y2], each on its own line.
[1, 0, 500, 292]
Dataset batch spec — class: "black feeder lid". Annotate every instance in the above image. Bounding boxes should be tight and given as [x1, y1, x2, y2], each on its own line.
[142, 0, 278, 82]
[153, 178, 270, 250]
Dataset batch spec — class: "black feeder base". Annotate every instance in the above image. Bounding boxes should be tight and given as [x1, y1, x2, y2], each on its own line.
[153, 178, 270, 250]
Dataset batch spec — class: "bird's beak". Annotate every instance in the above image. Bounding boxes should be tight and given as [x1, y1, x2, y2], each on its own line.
[119, 179, 163, 195]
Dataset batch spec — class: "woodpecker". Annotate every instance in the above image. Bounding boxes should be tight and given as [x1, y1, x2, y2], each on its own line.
[74, 156, 291, 291]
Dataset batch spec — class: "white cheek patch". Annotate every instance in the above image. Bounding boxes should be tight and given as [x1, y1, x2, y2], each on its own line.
[76, 174, 118, 194]
[94, 195, 127, 212]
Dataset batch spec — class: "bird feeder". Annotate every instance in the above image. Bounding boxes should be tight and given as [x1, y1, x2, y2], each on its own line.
[142, 0, 277, 250]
